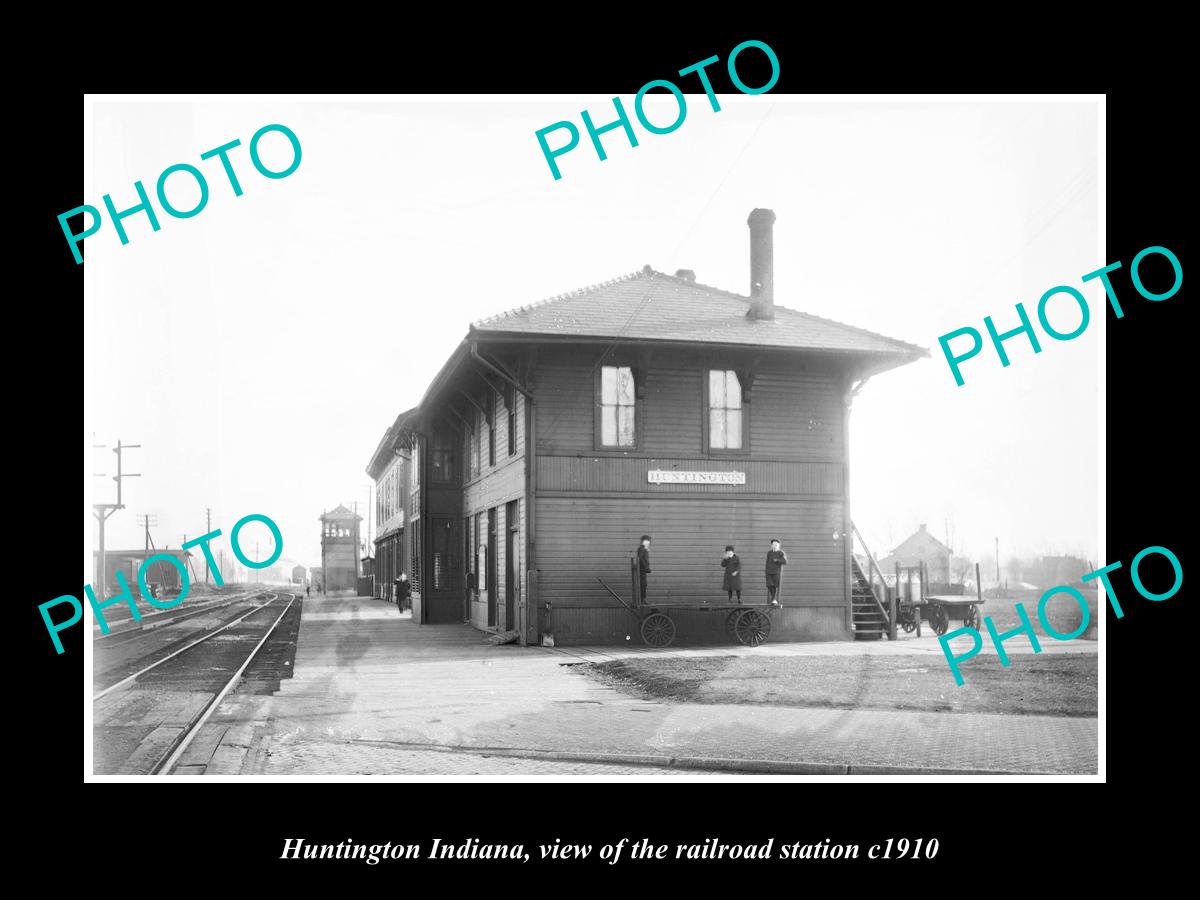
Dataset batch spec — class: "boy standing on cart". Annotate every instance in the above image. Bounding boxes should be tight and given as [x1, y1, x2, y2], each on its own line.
[721, 544, 743, 602]
[765, 539, 787, 606]
[637, 535, 652, 602]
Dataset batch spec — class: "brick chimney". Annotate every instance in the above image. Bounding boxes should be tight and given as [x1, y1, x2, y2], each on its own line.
[746, 208, 776, 321]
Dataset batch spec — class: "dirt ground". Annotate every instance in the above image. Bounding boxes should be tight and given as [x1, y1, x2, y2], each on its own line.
[579, 654, 1098, 717]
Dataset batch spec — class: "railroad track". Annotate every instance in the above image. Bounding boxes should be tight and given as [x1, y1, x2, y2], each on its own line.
[92, 589, 264, 642]
[92, 590, 302, 776]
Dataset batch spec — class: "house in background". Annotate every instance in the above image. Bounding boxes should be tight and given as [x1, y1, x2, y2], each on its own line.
[876, 524, 953, 586]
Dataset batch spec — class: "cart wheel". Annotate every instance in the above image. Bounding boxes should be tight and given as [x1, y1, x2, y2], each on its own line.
[641, 613, 676, 648]
[930, 604, 949, 636]
[734, 609, 771, 646]
[901, 613, 916, 634]
[964, 604, 980, 631]
[725, 609, 742, 638]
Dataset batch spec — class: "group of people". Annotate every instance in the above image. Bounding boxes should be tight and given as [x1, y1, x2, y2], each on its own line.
[637, 535, 789, 606]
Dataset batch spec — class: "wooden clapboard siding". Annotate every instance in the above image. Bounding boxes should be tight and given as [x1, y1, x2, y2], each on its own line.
[532, 346, 845, 459]
[550, 604, 848, 645]
[751, 369, 844, 457]
[537, 457, 842, 495]
[463, 454, 524, 509]
[537, 496, 845, 609]
[643, 367, 702, 454]
[531, 357, 594, 452]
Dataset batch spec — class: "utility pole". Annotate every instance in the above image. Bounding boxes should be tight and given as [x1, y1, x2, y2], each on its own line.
[205, 507, 213, 583]
[945, 519, 952, 587]
[141, 513, 159, 589]
[255, 540, 260, 583]
[995, 536, 1000, 583]
[92, 439, 140, 600]
[180, 534, 199, 582]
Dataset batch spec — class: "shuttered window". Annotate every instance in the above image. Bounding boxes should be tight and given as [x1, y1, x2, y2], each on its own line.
[708, 369, 744, 450]
[599, 365, 636, 447]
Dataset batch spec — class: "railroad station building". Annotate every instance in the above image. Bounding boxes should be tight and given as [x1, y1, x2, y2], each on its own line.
[366, 409, 414, 603]
[367, 209, 925, 645]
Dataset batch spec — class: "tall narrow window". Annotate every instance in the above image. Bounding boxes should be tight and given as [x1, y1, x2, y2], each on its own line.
[431, 422, 456, 483]
[488, 392, 497, 467]
[709, 369, 743, 450]
[410, 527, 422, 595]
[507, 395, 516, 456]
[469, 421, 480, 478]
[599, 365, 636, 447]
[464, 516, 473, 590]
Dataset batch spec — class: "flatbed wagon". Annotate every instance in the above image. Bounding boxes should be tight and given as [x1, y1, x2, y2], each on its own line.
[596, 558, 779, 648]
[898, 594, 983, 636]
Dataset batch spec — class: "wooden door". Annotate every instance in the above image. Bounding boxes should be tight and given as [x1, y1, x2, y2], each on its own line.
[505, 500, 518, 630]
[487, 508, 498, 627]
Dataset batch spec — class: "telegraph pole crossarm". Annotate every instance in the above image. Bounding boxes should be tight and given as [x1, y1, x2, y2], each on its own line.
[92, 439, 141, 600]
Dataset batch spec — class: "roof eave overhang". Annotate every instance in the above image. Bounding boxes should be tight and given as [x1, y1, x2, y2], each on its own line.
[471, 329, 929, 368]
[365, 428, 395, 480]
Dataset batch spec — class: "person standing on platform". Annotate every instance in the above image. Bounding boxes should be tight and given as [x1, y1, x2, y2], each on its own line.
[305, 583, 310, 598]
[396, 572, 412, 612]
[637, 535, 652, 602]
[765, 539, 788, 606]
[721, 544, 743, 602]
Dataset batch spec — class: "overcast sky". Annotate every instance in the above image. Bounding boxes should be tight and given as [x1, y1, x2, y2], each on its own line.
[83, 96, 1100, 578]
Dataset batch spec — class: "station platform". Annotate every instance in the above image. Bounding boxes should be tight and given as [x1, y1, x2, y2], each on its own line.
[175, 593, 1098, 776]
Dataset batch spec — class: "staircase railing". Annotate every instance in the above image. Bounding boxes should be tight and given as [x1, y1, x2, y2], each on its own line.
[851, 521, 895, 639]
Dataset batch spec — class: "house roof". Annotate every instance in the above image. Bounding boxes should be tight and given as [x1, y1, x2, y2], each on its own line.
[883, 526, 951, 560]
[471, 266, 928, 358]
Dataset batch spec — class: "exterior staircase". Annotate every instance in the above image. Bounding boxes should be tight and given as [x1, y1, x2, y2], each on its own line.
[850, 522, 894, 640]
[851, 557, 889, 640]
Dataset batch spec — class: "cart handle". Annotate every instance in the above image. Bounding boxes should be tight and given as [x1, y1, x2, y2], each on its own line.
[596, 577, 640, 615]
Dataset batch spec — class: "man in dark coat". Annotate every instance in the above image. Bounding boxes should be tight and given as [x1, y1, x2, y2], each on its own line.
[395, 573, 412, 612]
[721, 544, 743, 602]
[765, 539, 788, 606]
[637, 535, 652, 602]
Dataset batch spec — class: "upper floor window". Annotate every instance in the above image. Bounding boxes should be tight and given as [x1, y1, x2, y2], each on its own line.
[487, 392, 497, 467]
[468, 421, 480, 479]
[708, 369, 744, 450]
[431, 422, 456, 484]
[599, 365, 636, 447]
[507, 394, 517, 456]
